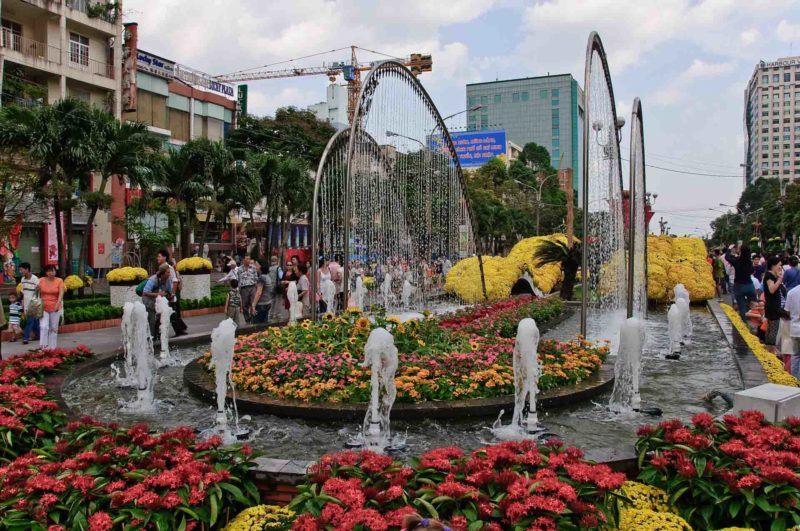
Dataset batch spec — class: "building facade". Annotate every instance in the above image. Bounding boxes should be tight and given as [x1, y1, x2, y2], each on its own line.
[308, 83, 349, 130]
[465, 74, 584, 194]
[0, 0, 123, 273]
[743, 56, 800, 186]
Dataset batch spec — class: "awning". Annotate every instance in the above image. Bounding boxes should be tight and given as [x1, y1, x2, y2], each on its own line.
[196, 212, 241, 224]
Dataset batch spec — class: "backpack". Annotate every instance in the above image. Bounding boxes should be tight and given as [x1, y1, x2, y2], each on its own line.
[135, 279, 147, 297]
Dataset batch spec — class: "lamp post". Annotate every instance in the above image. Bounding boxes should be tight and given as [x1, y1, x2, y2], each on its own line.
[514, 173, 559, 236]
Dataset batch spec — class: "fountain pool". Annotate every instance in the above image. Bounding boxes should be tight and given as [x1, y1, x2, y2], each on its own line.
[61, 306, 741, 461]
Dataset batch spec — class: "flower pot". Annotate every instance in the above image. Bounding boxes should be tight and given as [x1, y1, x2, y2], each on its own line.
[110, 284, 141, 308]
[181, 273, 210, 301]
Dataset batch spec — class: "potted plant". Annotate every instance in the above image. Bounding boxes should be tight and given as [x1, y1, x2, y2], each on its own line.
[106, 266, 148, 307]
[176, 257, 212, 301]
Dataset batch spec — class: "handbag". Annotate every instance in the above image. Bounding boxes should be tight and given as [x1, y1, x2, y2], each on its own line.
[27, 296, 43, 319]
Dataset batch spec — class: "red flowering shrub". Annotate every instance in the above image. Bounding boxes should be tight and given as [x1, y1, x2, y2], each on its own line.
[636, 411, 800, 530]
[0, 420, 259, 529]
[290, 439, 625, 530]
[0, 346, 92, 460]
[438, 296, 563, 338]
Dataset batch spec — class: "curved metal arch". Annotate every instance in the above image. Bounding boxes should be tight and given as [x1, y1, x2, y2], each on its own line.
[627, 97, 647, 319]
[343, 59, 477, 308]
[310, 127, 405, 319]
[580, 31, 626, 336]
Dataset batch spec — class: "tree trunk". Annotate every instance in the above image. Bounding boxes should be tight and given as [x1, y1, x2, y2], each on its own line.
[66, 207, 74, 276]
[560, 263, 578, 301]
[199, 208, 213, 251]
[179, 211, 192, 262]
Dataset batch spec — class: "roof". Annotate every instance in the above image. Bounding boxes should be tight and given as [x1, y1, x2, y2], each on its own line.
[466, 74, 574, 87]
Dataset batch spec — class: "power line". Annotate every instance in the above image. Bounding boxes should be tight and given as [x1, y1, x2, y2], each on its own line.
[620, 146, 743, 171]
[621, 157, 742, 178]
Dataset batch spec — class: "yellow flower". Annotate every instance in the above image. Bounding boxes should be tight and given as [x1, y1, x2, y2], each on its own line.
[223, 505, 296, 530]
[323, 312, 335, 321]
[301, 320, 311, 329]
[64, 275, 84, 291]
[106, 267, 148, 284]
[470, 341, 480, 352]
[176, 257, 212, 273]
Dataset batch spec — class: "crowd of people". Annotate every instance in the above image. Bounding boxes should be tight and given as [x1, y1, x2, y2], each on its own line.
[710, 243, 800, 377]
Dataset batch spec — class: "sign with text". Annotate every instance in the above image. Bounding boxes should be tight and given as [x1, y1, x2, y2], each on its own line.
[434, 130, 507, 168]
[136, 50, 174, 79]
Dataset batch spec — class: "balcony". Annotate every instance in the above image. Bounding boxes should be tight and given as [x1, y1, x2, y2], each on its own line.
[0, 29, 61, 65]
[65, 50, 114, 79]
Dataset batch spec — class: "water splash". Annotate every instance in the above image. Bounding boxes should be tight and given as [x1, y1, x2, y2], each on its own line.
[401, 278, 414, 308]
[667, 303, 683, 359]
[321, 277, 336, 315]
[347, 328, 401, 453]
[609, 318, 645, 413]
[354, 275, 367, 311]
[287, 281, 300, 324]
[492, 318, 548, 440]
[674, 285, 693, 338]
[113, 302, 136, 387]
[119, 302, 158, 413]
[380, 272, 394, 308]
[155, 295, 173, 359]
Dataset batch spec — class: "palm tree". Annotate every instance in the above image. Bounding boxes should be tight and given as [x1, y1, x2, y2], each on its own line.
[533, 239, 582, 300]
[78, 111, 160, 278]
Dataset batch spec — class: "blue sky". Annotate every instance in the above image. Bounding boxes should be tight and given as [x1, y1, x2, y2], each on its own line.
[127, 0, 800, 236]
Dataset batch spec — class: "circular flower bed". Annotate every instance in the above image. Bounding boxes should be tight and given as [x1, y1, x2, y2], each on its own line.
[203, 298, 607, 404]
[106, 266, 148, 286]
[177, 257, 213, 275]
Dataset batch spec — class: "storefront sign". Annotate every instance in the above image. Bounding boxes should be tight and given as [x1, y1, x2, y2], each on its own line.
[237, 84, 248, 116]
[137, 50, 175, 79]
[761, 58, 799, 68]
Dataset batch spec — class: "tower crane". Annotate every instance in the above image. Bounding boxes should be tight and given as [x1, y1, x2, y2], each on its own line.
[214, 45, 432, 124]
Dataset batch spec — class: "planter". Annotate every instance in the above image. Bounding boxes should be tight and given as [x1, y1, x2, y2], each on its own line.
[181, 273, 210, 301]
[109, 284, 141, 308]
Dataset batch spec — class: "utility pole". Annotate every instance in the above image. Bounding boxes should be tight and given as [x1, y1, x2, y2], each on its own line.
[659, 217, 668, 236]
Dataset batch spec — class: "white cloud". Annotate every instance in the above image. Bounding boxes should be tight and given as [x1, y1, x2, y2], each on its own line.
[740, 28, 760, 46]
[652, 59, 735, 106]
[777, 19, 800, 43]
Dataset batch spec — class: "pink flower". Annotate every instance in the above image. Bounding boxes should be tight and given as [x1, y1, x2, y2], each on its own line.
[88, 512, 113, 531]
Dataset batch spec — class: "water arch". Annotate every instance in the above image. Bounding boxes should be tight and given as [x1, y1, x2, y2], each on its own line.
[627, 98, 647, 320]
[580, 32, 627, 344]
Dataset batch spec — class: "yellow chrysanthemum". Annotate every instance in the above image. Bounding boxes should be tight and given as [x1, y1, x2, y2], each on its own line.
[64, 275, 84, 291]
[176, 257, 213, 273]
[106, 267, 148, 284]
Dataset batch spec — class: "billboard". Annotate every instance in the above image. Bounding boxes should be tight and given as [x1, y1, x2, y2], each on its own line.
[431, 130, 507, 168]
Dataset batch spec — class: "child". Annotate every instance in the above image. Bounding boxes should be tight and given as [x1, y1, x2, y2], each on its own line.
[7, 293, 22, 341]
[402, 514, 451, 531]
[225, 278, 243, 326]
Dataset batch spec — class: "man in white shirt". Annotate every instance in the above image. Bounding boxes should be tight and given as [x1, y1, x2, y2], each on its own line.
[19, 262, 39, 345]
[722, 248, 736, 307]
[785, 284, 800, 378]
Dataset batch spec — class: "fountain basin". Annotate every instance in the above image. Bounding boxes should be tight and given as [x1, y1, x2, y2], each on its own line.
[183, 358, 615, 421]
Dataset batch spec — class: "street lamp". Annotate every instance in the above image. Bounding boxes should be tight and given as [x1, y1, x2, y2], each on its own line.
[515, 173, 559, 235]
[385, 130, 425, 149]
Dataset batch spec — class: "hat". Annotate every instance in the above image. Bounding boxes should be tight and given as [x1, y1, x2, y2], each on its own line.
[157, 263, 170, 274]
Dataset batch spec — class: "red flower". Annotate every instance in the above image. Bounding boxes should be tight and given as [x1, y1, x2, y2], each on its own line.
[88, 512, 113, 531]
[436, 480, 478, 499]
[736, 474, 762, 489]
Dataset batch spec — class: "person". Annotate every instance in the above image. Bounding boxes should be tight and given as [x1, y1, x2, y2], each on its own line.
[157, 250, 187, 336]
[235, 255, 259, 323]
[329, 256, 343, 311]
[142, 263, 173, 339]
[402, 514, 451, 531]
[753, 253, 766, 282]
[38, 264, 64, 349]
[296, 263, 311, 318]
[712, 249, 726, 299]
[726, 243, 756, 322]
[282, 256, 300, 312]
[252, 258, 276, 324]
[225, 278, 243, 325]
[762, 256, 786, 345]
[784, 256, 800, 292]
[7, 293, 22, 342]
[785, 282, 800, 378]
[19, 262, 39, 345]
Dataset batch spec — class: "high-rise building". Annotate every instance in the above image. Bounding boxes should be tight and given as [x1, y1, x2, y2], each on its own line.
[743, 56, 800, 186]
[465, 74, 584, 193]
[308, 83, 349, 130]
[0, 0, 122, 116]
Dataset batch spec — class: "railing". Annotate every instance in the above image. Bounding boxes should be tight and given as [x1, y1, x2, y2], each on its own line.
[0, 29, 62, 64]
[66, 52, 114, 79]
[65, 0, 119, 23]
[0, 93, 45, 109]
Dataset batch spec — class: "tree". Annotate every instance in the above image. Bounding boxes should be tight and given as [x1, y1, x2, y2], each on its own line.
[519, 142, 552, 171]
[534, 239, 581, 300]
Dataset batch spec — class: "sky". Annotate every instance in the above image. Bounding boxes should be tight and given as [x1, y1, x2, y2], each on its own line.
[125, 0, 800, 237]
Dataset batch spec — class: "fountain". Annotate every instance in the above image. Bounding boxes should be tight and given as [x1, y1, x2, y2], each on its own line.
[113, 302, 136, 387]
[607, 317, 659, 416]
[581, 32, 627, 351]
[674, 285, 693, 338]
[119, 302, 158, 413]
[287, 281, 300, 324]
[628, 98, 648, 321]
[380, 272, 394, 308]
[667, 303, 683, 360]
[205, 318, 249, 443]
[155, 295, 173, 359]
[346, 327, 401, 453]
[401, 278, 414, 308]
[353, 275, 367, 311]
[675, 297, 691, 345]
[492, 318, 552, 440]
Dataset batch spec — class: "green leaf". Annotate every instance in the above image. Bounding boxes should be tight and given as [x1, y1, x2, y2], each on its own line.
[668, 486, 689, 508]
[755, 496, 783, 514]
[463, 505, 477, 521]
[771, 516, 787, 531]
[468, 521, 484, 531]
[413, 498, 439, 520]
[209, 493, 218, 526]
[728, 498, 741, 518]
[694, 456, 706, 477]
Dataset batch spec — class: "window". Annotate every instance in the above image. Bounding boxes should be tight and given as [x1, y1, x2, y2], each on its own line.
[763, 94, 769, 101]
[468, 96, 476, 106]
[785, 73, 792, 82]
[552, 99, 559, 107]
[521, 91, 529, 101]
[786, 92, 792, 100]
[552, 138, 560, 147]
[1, 20, 22, 52]
[774, 74, 780, 82]
[773, 161, 779, 167]
[774, 93, 780, 101]
[796, 72, 800, 81]
[480, 95, 488, 106]
[552, 127, 560, 136]
[762, 162, 769, 168]
[480, 115, 488, 129]
[539, 89, 548, 99]
[552, 148, 560, 161]
[785, 127, 790, 132]
[762, 111, 768, 116]
[796, 92, 800, 99]
[762, 75, 769, 83]
[69, 32, 89, 66]
[552, 89, 560, 98]
[494, 94, 501, 104]
[512, 92, 520, 102]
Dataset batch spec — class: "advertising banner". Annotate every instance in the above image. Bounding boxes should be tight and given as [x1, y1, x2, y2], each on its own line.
[431, 130, 507, 168]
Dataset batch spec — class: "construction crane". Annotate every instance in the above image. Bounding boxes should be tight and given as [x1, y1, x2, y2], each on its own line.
[214, 45, 432, 124]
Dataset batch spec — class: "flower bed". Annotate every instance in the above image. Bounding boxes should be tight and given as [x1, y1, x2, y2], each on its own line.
[106, 266, 149, 286]
[288, 440, 625, 530]
[438, 296, 563, 338]
[205, 300, 605, 404]
[648, 236, 715, 303]
[721, 303, 799, 387]
[636, 412, 800, 530]
[0, 346, 260, 530]
[177, 257, 213, 275]
[444, 234, 565, 302]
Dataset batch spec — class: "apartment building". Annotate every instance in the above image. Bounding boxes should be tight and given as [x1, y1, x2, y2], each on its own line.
[0, 0, 122, 115]
[743, 56, 800, 186]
